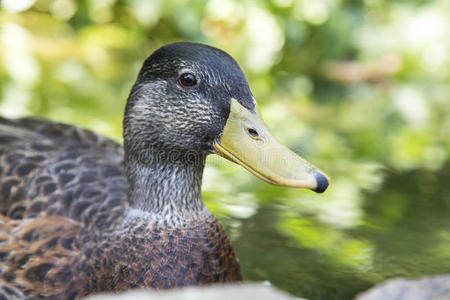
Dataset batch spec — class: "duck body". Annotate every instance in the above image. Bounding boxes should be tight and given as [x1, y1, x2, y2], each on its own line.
[0, 42, 328, 299]
[0, 117, 240, 299]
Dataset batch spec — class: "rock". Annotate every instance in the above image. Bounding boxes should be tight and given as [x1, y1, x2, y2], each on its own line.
[84, 283, 304, 300]
[356, 275, 450, 300]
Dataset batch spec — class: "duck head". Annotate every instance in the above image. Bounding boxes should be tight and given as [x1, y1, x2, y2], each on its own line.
[124, 42, 329, 193]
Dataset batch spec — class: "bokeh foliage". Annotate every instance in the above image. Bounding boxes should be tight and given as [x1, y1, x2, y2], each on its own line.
[0, 0, 449, 299]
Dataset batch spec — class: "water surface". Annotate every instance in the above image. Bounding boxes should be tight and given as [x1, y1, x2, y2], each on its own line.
[216, 166, 450, 300]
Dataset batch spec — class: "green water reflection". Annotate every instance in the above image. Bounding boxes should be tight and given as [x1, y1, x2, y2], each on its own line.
[213, 166, 450, 300]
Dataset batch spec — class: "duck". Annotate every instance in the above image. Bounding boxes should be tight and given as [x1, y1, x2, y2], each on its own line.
[0, 42, 329, 299]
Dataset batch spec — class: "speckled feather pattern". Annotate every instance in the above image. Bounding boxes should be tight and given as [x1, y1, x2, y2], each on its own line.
[0, 118, 241, 299]
[0, 42, 252, 299]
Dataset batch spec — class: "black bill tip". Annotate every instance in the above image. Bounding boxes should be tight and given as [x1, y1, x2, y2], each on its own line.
[313, 170, 329, 193]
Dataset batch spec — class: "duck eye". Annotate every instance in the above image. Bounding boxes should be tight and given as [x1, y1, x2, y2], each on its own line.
[179, 73, 197, 87]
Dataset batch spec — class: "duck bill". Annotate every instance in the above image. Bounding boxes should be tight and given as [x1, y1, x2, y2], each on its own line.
[213, 98, 329, 193]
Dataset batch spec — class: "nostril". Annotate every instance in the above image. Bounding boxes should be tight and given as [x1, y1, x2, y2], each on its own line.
[247, 128, 259, 138]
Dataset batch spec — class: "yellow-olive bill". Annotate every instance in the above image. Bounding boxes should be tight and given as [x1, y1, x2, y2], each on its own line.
[213, 98, 329, 193]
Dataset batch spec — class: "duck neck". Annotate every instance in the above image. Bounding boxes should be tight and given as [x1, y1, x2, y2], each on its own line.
[125, 147, 208, 218]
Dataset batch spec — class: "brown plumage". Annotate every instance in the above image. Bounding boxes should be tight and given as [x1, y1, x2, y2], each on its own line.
[0, 115, 241, 299]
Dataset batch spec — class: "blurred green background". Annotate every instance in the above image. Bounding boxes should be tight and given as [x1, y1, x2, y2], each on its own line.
[0, 0, 449, 299]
